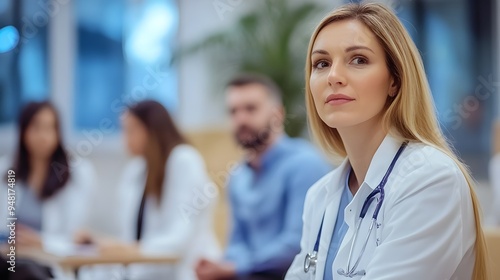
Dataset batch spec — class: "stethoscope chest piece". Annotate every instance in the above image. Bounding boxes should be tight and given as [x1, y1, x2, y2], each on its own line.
[304, 251, 318, 273]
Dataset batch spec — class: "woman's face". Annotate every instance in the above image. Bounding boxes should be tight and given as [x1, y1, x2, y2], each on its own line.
[122, 111, 148, 156]
[24, 107, 59, 159]
[309, 19, 397, 130]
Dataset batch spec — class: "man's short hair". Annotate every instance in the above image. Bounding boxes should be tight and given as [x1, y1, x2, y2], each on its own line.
[226, 73, 283, 105]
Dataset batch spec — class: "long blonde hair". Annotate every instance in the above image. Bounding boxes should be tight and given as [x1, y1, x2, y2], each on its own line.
[305, 3, 488, 279]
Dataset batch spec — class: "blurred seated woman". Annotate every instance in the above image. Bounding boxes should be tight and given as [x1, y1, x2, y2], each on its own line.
[78, 100, 221, 280]
[0, 101, 95, 280]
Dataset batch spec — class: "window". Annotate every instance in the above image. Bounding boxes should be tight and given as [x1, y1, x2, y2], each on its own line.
[396, 0, 495, 178]
[0, 0, 49, 124]
[74, 0, 178, 130]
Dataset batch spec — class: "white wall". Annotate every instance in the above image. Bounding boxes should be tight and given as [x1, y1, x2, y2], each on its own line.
[176, 0, 249, 131]
[175, 0, 340, 132]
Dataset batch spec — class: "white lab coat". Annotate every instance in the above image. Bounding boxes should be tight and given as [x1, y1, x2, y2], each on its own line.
[0, 155, 95, 279]
[112, 144, 221, 280]
[285, 134, 476, 280]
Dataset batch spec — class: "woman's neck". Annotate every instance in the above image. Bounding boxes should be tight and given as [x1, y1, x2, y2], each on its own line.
[339, 118, 388, 195]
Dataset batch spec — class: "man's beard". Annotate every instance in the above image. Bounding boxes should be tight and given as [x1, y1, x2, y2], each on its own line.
[234, 123, 272, 150]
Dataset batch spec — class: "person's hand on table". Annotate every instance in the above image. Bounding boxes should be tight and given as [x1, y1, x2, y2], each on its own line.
[74, 229, 95, 245]
[17, 224, 42, 249]
[74, 230, 140, 256]
[195, 258, 236, 280]
[96, 239, 140, 256]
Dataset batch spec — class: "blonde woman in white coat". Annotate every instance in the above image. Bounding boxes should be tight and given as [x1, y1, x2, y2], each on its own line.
[285, 3, 488, 280]
[79, 100, 221, 280]
[0, 101, 95, 279]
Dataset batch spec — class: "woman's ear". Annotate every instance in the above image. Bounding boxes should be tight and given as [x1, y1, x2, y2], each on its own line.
[389, 77, 400, 97]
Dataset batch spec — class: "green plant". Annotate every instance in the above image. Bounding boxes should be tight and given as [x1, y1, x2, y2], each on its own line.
[176, 0, 324, 136]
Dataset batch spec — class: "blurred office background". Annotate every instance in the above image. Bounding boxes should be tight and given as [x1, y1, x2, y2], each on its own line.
[0, 0, 498, 240]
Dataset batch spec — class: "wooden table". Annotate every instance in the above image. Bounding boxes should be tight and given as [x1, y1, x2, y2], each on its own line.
[484, 227, 500, 279]
[3, 247, 178, 279]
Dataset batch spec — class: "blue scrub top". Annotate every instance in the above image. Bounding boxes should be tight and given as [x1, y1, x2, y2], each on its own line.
[323, 168, 353, 280]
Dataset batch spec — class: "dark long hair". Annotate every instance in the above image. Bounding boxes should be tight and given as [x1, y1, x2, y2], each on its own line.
[14, 101, 71, 199]
[127, 100, 187, 202]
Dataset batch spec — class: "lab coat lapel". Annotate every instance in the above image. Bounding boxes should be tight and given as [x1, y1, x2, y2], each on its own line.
[314, 191, 341, 280]
[363, 133, 404, 192]
[342, 133, 404, 239]
[120, 158, 147, 241]
[333, 183, 379, 279]
[343, 183, 372, 230]
[314, 159, 350, 280]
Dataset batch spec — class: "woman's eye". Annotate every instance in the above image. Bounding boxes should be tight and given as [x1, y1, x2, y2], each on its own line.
[313, 60, 330, 69]
[351, 56, 368, 65]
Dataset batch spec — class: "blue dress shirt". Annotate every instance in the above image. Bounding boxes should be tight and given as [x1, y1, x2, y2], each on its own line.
[225, 136, 331, 275]
[323, 169, 353, 280]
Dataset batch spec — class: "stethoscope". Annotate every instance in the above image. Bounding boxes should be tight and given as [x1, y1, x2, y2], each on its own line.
[304, 141, 408, 277]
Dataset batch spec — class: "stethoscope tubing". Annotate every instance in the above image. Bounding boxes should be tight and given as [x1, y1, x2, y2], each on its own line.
[303, 141, 409, 275]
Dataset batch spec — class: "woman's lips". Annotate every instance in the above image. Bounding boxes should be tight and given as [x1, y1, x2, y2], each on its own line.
[325, 93, 355, 105]
[327, 98, 353, 105]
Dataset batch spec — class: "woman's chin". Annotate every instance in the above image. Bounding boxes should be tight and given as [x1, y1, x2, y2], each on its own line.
[320, 115, 355, 129]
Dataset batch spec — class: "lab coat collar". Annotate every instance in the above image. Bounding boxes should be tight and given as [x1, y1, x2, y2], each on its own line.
[324, 132, 405, 194]
[324, 157, 351, 195]
[362, 132, 405, 190]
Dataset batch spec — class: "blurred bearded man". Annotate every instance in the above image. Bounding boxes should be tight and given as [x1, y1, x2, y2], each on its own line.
[196, 74, 330, 280]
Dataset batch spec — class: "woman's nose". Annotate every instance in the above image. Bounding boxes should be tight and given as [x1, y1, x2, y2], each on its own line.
[327, 62, 347, 87]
